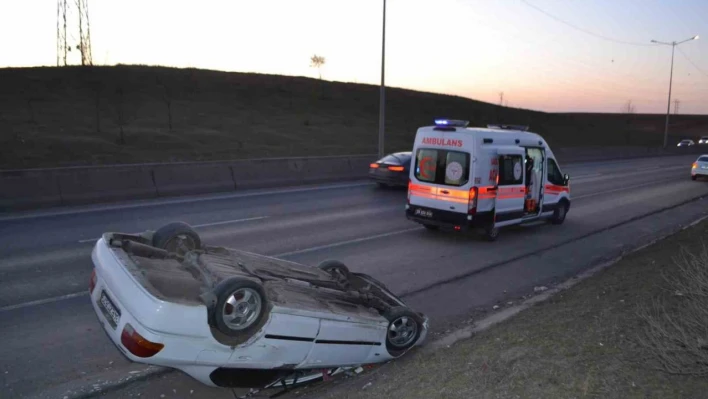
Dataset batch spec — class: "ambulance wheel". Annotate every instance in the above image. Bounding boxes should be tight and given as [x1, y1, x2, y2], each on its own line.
[152, 221, 201, 255]
[551, 201, 569, 225]
[383, 306, 424, 357]
[317, 260, 350, 280]
[691, 175, 697, 181]
[213, 278, 268, 338]
[423, 224, 439, 231]
[483, 226, 500, 242]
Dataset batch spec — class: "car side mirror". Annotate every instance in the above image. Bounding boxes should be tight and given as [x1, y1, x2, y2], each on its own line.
[563, 174, 570, 186]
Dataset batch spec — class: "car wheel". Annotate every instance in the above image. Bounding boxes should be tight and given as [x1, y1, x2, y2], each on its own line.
[317, 259, 350, 280]
[152, 222, 201, 255]
[383, 306, 424, 357]
[551, 201, 569, 225]
[376, 182, 389, 189]
[423, 224, 439, 231]
[483, 226, 500, 241]
[691, 175, 697, 181]
[213, 278, 268, 338]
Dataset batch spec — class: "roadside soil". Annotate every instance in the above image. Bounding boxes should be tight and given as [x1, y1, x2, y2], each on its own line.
[291, 219, 708, 399]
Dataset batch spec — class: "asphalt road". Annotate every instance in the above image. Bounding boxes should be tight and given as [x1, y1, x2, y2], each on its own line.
[1, 155, 708, 399]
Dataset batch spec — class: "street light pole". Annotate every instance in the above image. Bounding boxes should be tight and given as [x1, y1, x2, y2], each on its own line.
[651, 35, 699, 148]
[378, 0, 386, 159]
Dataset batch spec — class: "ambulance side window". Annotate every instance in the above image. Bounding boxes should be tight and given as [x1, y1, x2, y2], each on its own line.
[547, 159, 565, 186]
[497, 155, 523, 186]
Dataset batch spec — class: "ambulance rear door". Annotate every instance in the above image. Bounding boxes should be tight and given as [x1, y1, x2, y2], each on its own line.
[493, 146, 526, 227]
[409, 146, 472, 215]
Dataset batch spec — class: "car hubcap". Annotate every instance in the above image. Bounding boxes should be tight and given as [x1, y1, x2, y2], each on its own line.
[222, 288, 262, 330]
[388, 316, 418, 348]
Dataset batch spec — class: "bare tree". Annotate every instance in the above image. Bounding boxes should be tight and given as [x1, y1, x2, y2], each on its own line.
[156, 76, 174, 132]
[622, 99, 636, 114]
[89, 80, 103, 133]
[114, 87, 126, 144]
[310, 55, 326, 80]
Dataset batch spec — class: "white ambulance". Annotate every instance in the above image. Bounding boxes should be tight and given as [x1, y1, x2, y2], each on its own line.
[405, 119, 571, 241]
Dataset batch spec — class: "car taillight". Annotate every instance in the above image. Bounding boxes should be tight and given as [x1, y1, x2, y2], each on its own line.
[388, 165, 405, 172]
[89, 269, 97, 294]
[121, 323, 164, 358]
[468, 187, 478, 215]
[693, 162, 698, 169]
[370, 163, 380, 169]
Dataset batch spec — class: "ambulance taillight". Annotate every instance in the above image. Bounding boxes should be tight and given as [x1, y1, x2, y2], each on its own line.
[468, 187, 478, 215]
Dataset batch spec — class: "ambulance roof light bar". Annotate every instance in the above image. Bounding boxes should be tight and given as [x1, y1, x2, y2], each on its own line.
[434, 119, 469, 128]
[487, 124, 529, 131]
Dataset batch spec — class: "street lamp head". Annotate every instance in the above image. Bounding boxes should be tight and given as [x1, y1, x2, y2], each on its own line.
[694, 35, 699, 40]
[651, 40, 657, 43]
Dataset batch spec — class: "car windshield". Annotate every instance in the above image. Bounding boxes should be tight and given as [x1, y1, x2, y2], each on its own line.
[698, 156, 708, 162]
[414, 148, 470, 186]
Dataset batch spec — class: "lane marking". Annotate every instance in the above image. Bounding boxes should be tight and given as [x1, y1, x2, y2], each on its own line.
[0, 291, 87, 312]
[0, 182, 370, 222]
[573, 177, 683, 200]
[77, 216, 268, 243]
[273, 227, 422, 258]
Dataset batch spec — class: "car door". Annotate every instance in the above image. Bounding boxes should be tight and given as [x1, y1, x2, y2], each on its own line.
[543, 158, 569, 212]
[494, 148, 526, 226]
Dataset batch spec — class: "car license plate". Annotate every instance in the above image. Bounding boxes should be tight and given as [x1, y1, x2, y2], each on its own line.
[98, 290, 121, 329]
[414, 208, 433, 218]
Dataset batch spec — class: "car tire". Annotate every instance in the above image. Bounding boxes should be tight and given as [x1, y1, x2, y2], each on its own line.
[691, 175, 697, 181]
[213, 278, 269, 338]
[383, 306, 424, 357]
[423, 224, 439, 231]
[551, 201, 569, 225]
[483, 226, 500, 241]
[152, 221, 201, 255]
[376, 182, 389, 189]
[317, 259, 350, 280]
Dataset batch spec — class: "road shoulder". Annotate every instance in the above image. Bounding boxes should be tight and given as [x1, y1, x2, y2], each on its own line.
[300, 217, 708, 399]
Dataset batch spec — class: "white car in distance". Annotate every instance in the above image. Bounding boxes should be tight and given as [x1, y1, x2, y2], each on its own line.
[691, 155, 708, 181]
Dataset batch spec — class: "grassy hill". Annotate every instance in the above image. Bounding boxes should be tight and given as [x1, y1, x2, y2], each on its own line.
[1, 65, 707, 169]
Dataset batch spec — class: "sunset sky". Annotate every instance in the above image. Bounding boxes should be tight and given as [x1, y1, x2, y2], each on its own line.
[2, 0, 706, 114]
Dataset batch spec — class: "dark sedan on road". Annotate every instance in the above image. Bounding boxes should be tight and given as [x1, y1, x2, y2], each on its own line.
[369, 152, 412, 188]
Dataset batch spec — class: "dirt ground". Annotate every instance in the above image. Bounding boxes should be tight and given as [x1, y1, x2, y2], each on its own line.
[288, 219, 708, 399]
[2, 65, 708, 168]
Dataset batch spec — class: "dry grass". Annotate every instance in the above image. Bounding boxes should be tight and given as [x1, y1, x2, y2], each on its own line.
[301, 220, 708, 399]
[2, 65, 708, 169]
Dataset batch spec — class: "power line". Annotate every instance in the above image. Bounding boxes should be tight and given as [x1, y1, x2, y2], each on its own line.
[519, 0, 658, 47]
[677, 46, 708, 79]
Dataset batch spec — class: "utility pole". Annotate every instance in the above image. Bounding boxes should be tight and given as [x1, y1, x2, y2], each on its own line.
[651, 35, 698, 148]
[674, 99, 680, 115]
[377, 0, 386, 159]
[498, 92, 504, 107]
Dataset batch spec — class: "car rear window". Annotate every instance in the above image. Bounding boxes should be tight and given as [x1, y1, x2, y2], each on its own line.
[699, 156, 708, 162]
[414, 149, 470, 186]
[378, 154, 409, 165]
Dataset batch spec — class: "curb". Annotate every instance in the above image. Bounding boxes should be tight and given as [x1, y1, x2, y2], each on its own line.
[426, 212, 708, 351]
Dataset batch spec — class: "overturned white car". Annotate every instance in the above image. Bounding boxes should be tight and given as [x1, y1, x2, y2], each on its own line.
[89, 222, 429, 389]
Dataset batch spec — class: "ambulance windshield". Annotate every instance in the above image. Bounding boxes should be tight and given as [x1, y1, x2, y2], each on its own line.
[414, 149, 470, 187]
